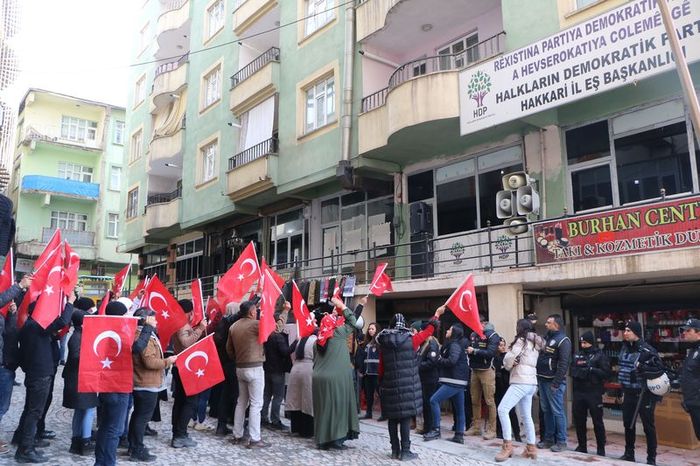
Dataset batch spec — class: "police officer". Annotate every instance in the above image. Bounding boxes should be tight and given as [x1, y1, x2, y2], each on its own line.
[679, 318, 700, 440]
[571, 331, 610, 456]
[465, 316, 500, 440]
[618, 321, 665, 465]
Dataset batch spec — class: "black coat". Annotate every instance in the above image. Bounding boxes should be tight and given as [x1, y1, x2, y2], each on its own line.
[19, 303, 73, 377]
[571, 347, 611, 394]
[62, 327, 98, 409]
[263, 330, 292, 374]
[418, 337, 440, 385]
[680, 342, 700, 408]
[377, 328, 422, 419]
[437, 335, 470, 389]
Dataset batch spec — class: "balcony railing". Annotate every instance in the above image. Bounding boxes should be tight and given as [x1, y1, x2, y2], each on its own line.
[230, 47, 280, 89]
[154, 52, 189, 78]
[42, 227, 95, 247]
[361, 87, 389, 113]
[146, 186, 182, 207]
[161, 0, 188, 13]
[228, 136, 278, 170]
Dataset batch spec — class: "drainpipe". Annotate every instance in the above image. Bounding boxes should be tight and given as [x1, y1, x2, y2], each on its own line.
[340, 2, 355, 164]
[538, 128, 547, 218]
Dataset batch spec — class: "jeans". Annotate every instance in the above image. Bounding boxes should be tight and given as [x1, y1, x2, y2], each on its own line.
[498, 383, 537, 444]
[538, 378, 568, 444]
[430, 384, 465, 433]
[261, 371, 285, 424]
[95, 392, 129, 466]
[171, 367, 197, 438]
[16, 374, 52, 448]
[0, 366, 15, 424]
[573, 390, 605, 451]
[622, 389, 657, 460]
[471, 369, 497, 433]
[128, 391, 158, 453]
[388, 417, 411, 452]
[234, 366, 265, 441]
[363, 374, 379, 415]
[37, 370, 56, 435]
[194, 389, 210, 423]
[72, 408, 96, 439]
[420, 382, 437, 431]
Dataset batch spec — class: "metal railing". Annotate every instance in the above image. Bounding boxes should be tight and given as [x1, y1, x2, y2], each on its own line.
[154, 52, 189, 78]
[160, 0, 188, 13]
[361, 87, 388, 113]
[146, 185, 182, 206]
[388, 32, 504, 90]
[230, 47, 280, 89]
[228, 136, 278, 170]
[42, 227, 95, 247]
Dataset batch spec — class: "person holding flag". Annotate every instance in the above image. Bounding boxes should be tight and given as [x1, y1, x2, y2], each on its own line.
[14, 290, 75, 463]
[261, 312, 293, 432]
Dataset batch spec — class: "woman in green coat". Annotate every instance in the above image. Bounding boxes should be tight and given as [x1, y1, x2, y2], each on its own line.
[312, 296, 366, 449]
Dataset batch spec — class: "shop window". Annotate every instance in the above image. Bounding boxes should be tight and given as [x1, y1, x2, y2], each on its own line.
[408, 171, 433, 203]
[270, 209, 305, 269]
[321, 198, 339, 224]
[614, 121, 692, 204]
[571, 165, 613, 212]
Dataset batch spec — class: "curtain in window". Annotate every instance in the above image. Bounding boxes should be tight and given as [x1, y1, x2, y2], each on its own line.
[238, 96, 275, 151]
[153, 88, 188, 138]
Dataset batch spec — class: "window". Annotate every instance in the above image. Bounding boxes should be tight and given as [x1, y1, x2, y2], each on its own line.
[175, 238, 204, 283]
[305, 76, 335, 133]
[58, 162, 93, 182]
[138, 22, 149, 53]
[269, 210, 305, 268]
[205, 0, 224, 40]
[438, 32, 479, 70]
[202, 65, 221, 109]
[107, 213, 119, 238]
[113, 120, 125, 145]
[50, 211, 88, 231]
[109, 166, 122, 190]
[129, 129, 143, 164]
[144, 248, 168, 280]
[436, 160, 477, 235]
[305, 0, 335, 37]
[200, 140, 217, 183]
[127, 187, 139, 219]
[60, 116, 98, 143]
[134, 75, 146, 107]
[576, 0, 599, 9]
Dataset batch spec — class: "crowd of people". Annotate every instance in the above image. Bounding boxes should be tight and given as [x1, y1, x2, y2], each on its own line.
[0, 271, 699, 465]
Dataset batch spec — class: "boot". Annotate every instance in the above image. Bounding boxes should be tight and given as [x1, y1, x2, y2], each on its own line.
[449, 432, 464, 444]
[422, 429, 440, 441]
[14, 447, 47, 464]
[619, 451, 635, 462]
[400, 441, 418, 461]
[391, 448, 400, 460]
[68, 437, 81, 455]
[130, 446, 157, 462]
[495, 441, 513, 462]
[521, 444, 537, 460]
[465, 424, 481, 436]
[596, 444, 605, 456]
[215, 421, 232, 436]
[81, 438, 95, 454]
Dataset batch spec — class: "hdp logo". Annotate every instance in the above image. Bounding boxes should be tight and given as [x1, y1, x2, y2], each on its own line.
[495, 234, 512, 259]
[467, 70, 491, 118]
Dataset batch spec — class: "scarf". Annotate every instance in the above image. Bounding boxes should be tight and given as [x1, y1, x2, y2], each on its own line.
[317, 313, 345, 347]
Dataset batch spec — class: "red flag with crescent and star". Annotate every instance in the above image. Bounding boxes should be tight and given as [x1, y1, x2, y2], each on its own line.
[31, 250, 66, 330]
[111, 261, 131, 295]
[0, 248, 14, 317]
[291, 280, 316, 338]
[216, 242, 260, 305]
[190, 278, 204, 328]
[445, 274, 484, 338]
[368, 263, 393, 297]
[96, 292, 110, 316]
[78, 315, 137, 393]
[62, 242, 80, 295]
[18, 229, 63, 328]
[175, 334, 224, 396]
[142, 275, 188, 348]
[259, 268, 282, 344]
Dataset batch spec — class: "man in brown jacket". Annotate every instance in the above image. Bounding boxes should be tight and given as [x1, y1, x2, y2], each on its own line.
[170, 299, 206, 448]
[227, 300, 289, 449]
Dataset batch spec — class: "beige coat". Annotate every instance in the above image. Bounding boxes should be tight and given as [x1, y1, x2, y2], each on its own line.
[285, 335, 317, 416]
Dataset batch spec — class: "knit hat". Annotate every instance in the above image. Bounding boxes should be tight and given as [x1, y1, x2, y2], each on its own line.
[390, 313, 406, 330]
[74, 297, 95, 312]
[625, 321, 643, 339]
[178, 299, 194, 313]
[579, 330, 595, 345]
[411, 320, 423, 332]
[105, 301, 128, 316]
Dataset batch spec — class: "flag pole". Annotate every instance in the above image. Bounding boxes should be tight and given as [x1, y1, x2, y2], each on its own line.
[657, 0, 700, 148]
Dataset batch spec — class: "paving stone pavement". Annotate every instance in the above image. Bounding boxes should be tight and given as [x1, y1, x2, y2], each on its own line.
[2, 369, 698, 466]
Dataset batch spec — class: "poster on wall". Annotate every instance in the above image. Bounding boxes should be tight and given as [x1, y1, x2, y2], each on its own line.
[534, 195, 700, 264]
[459, 0, 700, 135]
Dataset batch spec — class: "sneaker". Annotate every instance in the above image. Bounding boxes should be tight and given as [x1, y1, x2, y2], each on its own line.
[550, 442, 567, 452]
[246, 439, 271, 449]
[400, 450, 419, 461]
[130, 448, 157, 462]
[536, 440, 553, 449]
[193, 422, 211, 432]
[171, 437, 197, 448]
[423, 429, 440, 441]
[14, 448, 47, 464]
[187, 420, 195, 428]
[36, 431, 55, 440]
[0, 441, 9, 455]
[269, 421, 290, 432]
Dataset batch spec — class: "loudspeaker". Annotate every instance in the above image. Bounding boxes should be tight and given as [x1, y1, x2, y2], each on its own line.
[496, 190, 515, 219]
[504, 217, 529, 236]
[501, 171, 528, 190]
[516, 185, 540, 215]
[410, 201, 433, 235]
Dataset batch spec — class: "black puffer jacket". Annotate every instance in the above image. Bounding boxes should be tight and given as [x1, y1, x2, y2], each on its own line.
[571, 347, 611, 394]
[377, 328, 422, 419]
[437, 326, 470, 389]
[418, 337, 440, 384]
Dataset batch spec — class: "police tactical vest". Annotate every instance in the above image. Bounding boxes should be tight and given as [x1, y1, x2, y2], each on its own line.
[618, 343, 642, 390]
[536, 331, 570, 378]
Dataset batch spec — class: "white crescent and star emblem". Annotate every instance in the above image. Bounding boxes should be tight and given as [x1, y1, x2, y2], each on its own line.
[69, 252, 80, 263]
[184, 350, 209, 378]
[93, 330, 123, 369]
[44, 265, 63, 295]
[458, 290, 473, 312]
[239, 258, 258, 280]
[148, 292, 168, 317]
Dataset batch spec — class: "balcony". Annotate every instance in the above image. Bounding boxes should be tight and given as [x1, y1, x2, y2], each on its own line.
[151, 53, 189, 112]
[148, 122, 185, 170]
[43, 227, 94, 247]
[233, 0, 278, 36]
[16, 227, 96, 260]
[359, 33, 504, 156]
[229, 47, 280, 116]
[144, 187, 182, 235]
[21, 175, 99, 201]
[21, 125, 102, 152]
[155, 0, 191, 60]
[226, 137, 278, 201]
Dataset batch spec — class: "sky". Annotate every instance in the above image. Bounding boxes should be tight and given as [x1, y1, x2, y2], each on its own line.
[8, 0, 140, 108]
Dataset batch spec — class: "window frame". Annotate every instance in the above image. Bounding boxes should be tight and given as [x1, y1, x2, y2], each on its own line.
[58, 162, 93, 183]
[60, 116, 98, 143]
[201, 64, 222, 111]
[113, 120, 125, 145]
[126, 187, 139, 219]
[129, 128, 143, 165]
[109, 165, 122, 191]
[134, 74, 147, 108]
[204, 0, 225, 41]
[437, 31, 479, 70]
[50, 211, 88, 232]
[106, 212, 120, 238]
[304, 75, 336, 134]
[304, 0, 335, 38]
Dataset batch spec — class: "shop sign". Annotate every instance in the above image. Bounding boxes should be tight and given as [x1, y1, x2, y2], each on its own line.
[459, 0, 700, 135]
[15, 258, 33, 273]
[534, 195, 700, 264]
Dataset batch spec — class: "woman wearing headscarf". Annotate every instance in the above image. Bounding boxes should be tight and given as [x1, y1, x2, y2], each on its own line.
[286, 330, 318, 438]
[312, 296, 366, 450]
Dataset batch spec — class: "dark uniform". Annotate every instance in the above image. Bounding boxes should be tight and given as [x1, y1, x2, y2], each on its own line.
[679, 318, 700, 440]
[570, 331, 610, 456]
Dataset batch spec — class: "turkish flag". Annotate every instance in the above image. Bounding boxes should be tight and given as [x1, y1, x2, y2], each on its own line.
[112, 261, 131, 295]
[317, 313, 345, 347]
[18, 230, 63, 327]
[143, 276, 188, 348]
[78, 315, 137, 393]
[216, 242, 260, 305]
[292, 280, 315, 338]
[205, 296, 222, 322]
[129, 277, 145, 300]
[174, 334, 224, 396]
[445, 274, 484, 338]
[1, 248, 14, 317]
[62, 242, 80, 295]
[262, 257, 285, 289]
[259, 268, 282, 344]
[190, 278, 204, 328]
[96, 292, 110, 316]
[32, 250, 66, 330]
[369, 263, 393, 297]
